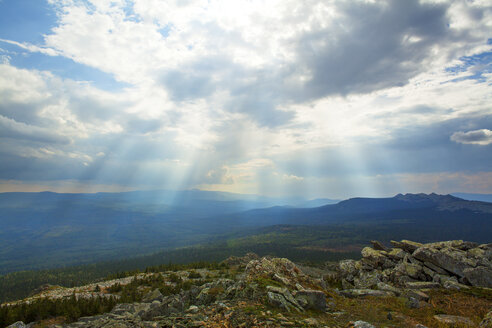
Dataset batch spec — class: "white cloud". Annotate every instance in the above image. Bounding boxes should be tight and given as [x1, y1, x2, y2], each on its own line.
[451, 129, 492, 145]
[1, 0, 492, 195]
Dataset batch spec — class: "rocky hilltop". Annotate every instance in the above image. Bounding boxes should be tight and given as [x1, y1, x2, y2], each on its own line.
[3, 240, 492, 328]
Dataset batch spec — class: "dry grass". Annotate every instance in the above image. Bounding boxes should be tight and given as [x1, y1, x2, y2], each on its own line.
[323, 288, 491, 327]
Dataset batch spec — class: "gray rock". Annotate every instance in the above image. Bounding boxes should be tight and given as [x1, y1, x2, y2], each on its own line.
[434, 314, 474, 327]
[338, 259, 359, 278]
[403, 289, 429, 302]
[354, 271, 381, 289]
[387, 248, 407, 260]
[371, 240, 389, 251]
[407, 297, 420, 309]
[353, 320, 376, 328]
[340, 289, 395, 298]
[376, 282, 402, 295]
[294, 290, 326, 311]
[142, 288, 163, 303]
[395, 260, 423, 279]
[186, 305, 200, 313]
[463, 267, 492, 288]
[391, 240, 423, 253]
[413, 246, 477, 278]
[6, 322, 27, 328]
[443, 280, 471, 290]
[266, 286, 304, 312]
[405, 281, 440, 289]
[361, 247, 388, 268]
[423, 260, 449, 275]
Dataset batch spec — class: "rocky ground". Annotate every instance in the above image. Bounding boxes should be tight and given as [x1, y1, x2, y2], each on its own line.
[4, 240, 492, 328]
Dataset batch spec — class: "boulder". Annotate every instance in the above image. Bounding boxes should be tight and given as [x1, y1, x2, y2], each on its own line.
[351, 320, 376, 328]
[371, 240, 389, 251]
[463, 267, 492, 288]
[405, 281, 440, 289]
[361, 247, 388, 268]
[338, 259, 359, 278]
[245, 257, 317, 289]
[142, 288, 163, 303]
[354, 271, 381, 289]
[293, 290, 326, 311]
[442, 280, 470, 290]
[339, 289, 395, 298]
[395, 261, 423, 280]
[427, 240, 477, 250]
[413, 246, 477, 278]
[266, 286, 303, 312]
[403, 289, 429, 302]
[387, 248, 407, 260]
[391, 240, 422, 253]
[6, 322, 27, 328]
[376, 282, 402, 295]
[423, 261, 449, 275]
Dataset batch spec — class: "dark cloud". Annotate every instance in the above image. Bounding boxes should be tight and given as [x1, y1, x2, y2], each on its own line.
[160, 56, 295, 127]
[451, 129, 492, 145]
[296, 0, 450, 98]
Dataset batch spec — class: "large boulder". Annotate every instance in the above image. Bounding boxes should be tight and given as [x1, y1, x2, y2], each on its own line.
[360, 247, 390, 269]
[413, 246, 478, 278]
[266, 286, 304, 312]
[293, 290, 327, 311]
[245, 257, 318, 290]
[463, 267, 492, 288]
[390, 240, 423, 253]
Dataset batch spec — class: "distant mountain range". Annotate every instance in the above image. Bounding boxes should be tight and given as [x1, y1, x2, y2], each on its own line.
[0, 190, 490, 274]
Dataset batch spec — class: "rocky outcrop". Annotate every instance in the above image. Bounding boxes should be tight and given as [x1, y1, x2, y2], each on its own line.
[5, 246, 490, 328]
[338, 239, 492, 291]
[57, 255, 330, 327]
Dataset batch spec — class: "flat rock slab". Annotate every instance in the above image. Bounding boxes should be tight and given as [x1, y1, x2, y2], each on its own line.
[405, 281, 440, 289]
[340, 289, 394, 298]
[434, 314, 474, 327]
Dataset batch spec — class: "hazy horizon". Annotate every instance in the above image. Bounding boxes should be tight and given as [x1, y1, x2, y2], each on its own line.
[1, 0, 491, 199]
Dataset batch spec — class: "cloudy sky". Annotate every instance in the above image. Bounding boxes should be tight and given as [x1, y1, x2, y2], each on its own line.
[0, 0, 491, 199]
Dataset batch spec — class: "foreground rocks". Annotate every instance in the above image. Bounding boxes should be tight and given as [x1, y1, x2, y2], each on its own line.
[338, 239, 492, 292]
[5, 240, 492, 328]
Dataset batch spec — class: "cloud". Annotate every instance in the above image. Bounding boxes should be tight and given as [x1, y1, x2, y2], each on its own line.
[0, 115, 70, 144]
[1, 0, 492, 196]
[451, 129, 492, 145]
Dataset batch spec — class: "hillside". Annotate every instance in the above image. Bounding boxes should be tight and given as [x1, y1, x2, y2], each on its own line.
[1, 239, 491, 327]
[0, 192, 491, 275]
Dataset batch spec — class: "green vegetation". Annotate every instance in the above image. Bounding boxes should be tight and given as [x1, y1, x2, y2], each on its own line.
[0, 225, 362, 303]
[0, 264, 216, 327]
[0, 295, 117, 327]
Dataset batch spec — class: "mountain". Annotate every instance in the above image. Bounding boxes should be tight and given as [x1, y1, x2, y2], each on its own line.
[451, 192, 492, 203]
[0, 191, 490, 275]
[226, 193, 492, 226]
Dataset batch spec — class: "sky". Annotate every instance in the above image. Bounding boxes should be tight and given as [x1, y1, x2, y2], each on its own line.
[0, 0, 491, 199]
